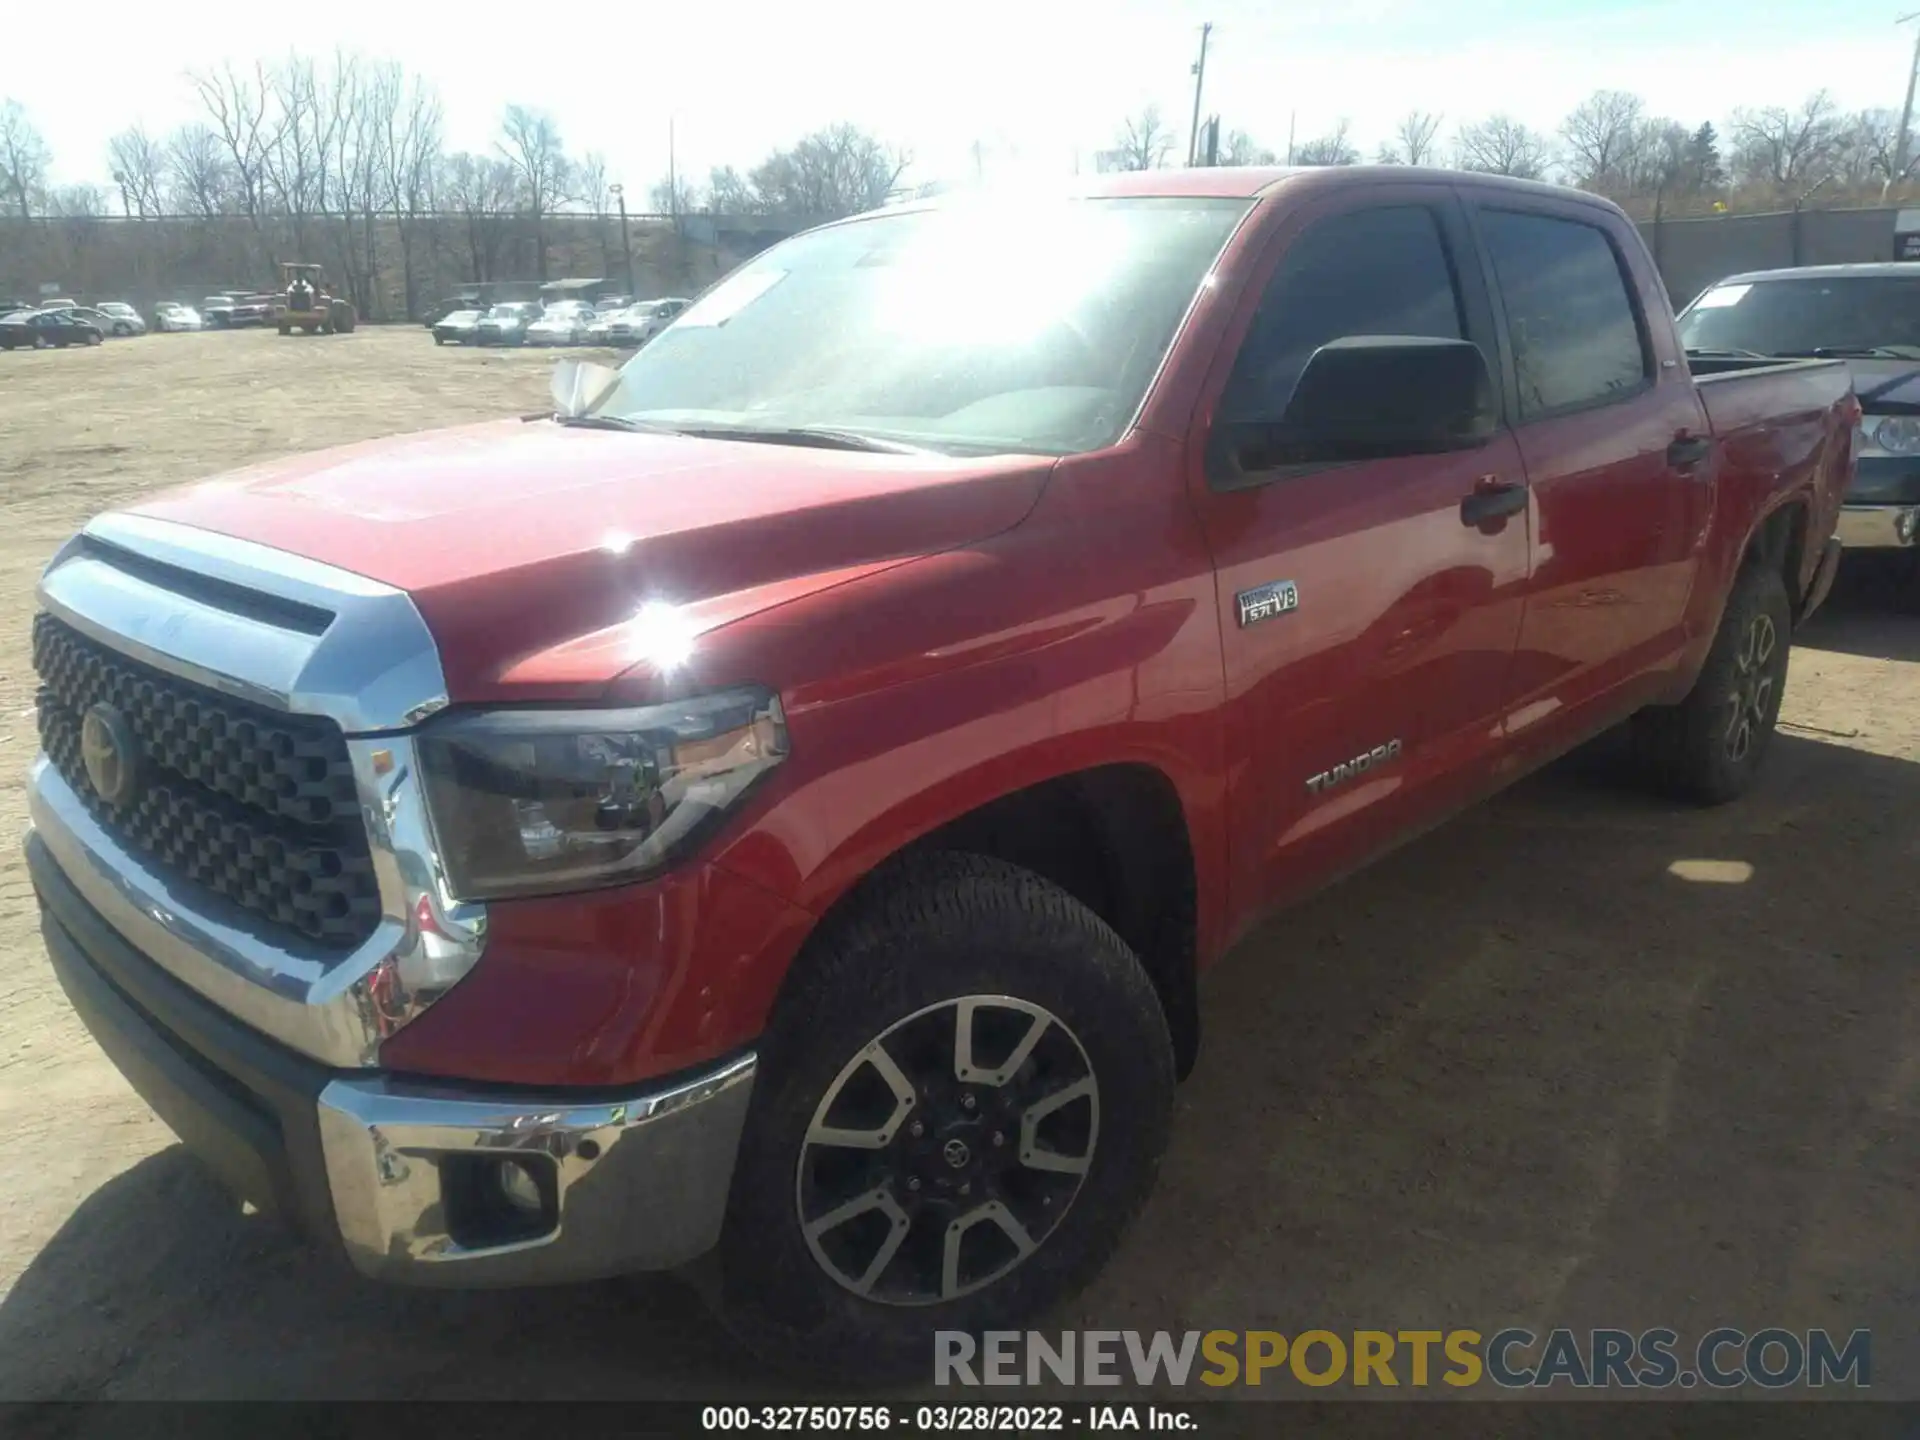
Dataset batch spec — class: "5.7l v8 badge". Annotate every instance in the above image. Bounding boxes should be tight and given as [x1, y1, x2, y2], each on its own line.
[1236, 579, 1299, 627]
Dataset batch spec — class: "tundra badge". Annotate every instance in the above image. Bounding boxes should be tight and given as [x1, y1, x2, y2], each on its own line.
[1307, 739, 1403, 795]
[1237, 579, 1299, 627]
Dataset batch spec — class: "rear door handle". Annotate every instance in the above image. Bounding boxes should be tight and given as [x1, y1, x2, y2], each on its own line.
[1460, 479, 1528, 528]
[1667, 434, 1713, 469]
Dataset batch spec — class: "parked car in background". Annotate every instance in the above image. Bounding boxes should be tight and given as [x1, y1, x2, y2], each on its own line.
[586, 307, 614, 344]
[474, 301, 541, 346]
[154, 302, 203, 332]
[424, 296, 481, 327]
[432, 309, 484, 345]
[594, 294, 632, 313]
[605, 297, 690, 348]
[1677, 262, 1920, 600]
[20, 168, 1856, 1379]
[93, 302, 147, 337]
[526, 301, 597, 347]
[63, 305, 138, 338]
[202, 292, 273, 328]
[36, 296, 78, 310]
[1, 309, 103, 348]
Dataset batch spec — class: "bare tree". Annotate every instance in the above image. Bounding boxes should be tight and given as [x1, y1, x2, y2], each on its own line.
[106, 126, 166, 217]
[1378, 110, 1443, 166]
[707, 165, 758, 213]
[1727, 90, 1842, 190]
[1831, 107, 1912, 189]
[1559, 90, 1644, 189]
[48, 183, 109, 217]
[382, 73, 443, 317]
[190, 62, 279, 230]
[1107, 106, 1176, 171]
[748, 124, 909, 218]
[1624, 117, 1692, 197]
[650, 172, 701, 215]
[499, 104, 569, 279]
[1217, 129, 1276, 166]
[1294, 121, 1359, 167]
[444, 150, 520, 280]
[1455, 114, 1553, 180]
[0, 99, 51, 217]
[166, 123, 233, 216]
[263, 53, 346, 259]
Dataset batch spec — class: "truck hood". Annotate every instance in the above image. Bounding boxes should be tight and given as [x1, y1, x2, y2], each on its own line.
[128, 418, 1052, 701]
[1844, 358, 1920, 413]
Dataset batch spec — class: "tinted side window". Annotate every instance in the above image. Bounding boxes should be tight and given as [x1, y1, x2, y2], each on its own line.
[1220, 205, 1465, 422]
[1480, 210, 1648, 417]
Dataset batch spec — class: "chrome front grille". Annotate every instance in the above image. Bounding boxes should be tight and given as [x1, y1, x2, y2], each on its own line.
[34, 612, 381, 948]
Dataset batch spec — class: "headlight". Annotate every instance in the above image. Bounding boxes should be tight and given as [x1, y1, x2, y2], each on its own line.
[1872, 415, 1920, 456]
[418, 687, 787, 901]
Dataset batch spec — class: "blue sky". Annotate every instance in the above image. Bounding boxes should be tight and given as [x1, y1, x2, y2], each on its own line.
[6, 0, 1903, 197]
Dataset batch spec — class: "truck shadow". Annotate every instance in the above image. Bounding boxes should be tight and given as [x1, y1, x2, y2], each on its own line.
[3, 732, 1917, 1400]
[1794, 555, 1920, 662]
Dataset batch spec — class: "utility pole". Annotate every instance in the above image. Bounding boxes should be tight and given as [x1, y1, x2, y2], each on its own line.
[1286, 111, 1297, 166]
[610, 183, 634, 297]
[1898, 12, 1920, 193]
[1186, 21, 1214, 166]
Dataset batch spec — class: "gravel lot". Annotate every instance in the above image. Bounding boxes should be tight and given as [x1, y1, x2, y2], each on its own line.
[0, 327, 1915, 1404]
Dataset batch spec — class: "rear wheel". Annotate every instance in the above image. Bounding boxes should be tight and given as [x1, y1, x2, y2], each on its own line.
[86, 332, 102, 346]
[710, 853, 1174, 1381]
[1633, 562, 1791, 804]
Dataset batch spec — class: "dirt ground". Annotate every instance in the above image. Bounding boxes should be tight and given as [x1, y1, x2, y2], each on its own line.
[0, 327, 1915, 1406]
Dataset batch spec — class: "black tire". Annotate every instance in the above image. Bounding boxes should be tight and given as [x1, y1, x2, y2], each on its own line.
[86, 332, 102, 346]
[710, 852, 1174, 1383]
[1633, 562, 1791, 804]
[434, 335, 446, 345]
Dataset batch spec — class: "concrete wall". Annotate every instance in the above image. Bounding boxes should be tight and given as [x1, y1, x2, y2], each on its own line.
[1638, 206, 1904, 310]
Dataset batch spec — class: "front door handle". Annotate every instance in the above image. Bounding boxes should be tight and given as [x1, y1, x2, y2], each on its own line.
[1460, 479, 1528, 528]
[1667, 433, 1713, 470]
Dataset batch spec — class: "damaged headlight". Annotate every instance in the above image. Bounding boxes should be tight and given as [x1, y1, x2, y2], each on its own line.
[418, 688, 787, 901]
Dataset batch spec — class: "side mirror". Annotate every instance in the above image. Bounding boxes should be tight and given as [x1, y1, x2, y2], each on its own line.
[1210, 335, 1497, 486]
[549, 358, 622, 418]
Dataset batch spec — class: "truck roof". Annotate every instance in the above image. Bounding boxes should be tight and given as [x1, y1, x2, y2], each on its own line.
[1711, 262, 1920, 285]
[891, 164, 1619, 213]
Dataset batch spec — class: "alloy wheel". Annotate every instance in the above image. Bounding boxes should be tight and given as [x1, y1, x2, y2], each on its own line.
[1725, 611, 1779, 763]
[795, 995, 1099, 1307]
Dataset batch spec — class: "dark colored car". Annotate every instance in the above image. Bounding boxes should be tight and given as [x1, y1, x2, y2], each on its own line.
[432, 309, 484, 345]
[1678, 262, 1920, 596]
[0, 310, 104, 349]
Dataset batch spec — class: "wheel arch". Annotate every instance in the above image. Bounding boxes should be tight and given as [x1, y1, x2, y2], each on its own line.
[775, 760, 1206, 1079]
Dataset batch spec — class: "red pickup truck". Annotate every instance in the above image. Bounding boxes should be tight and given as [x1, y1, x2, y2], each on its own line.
[29, 167, 1855, 1377]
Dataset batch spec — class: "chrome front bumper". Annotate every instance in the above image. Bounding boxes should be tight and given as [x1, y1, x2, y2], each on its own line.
[1834, 504, 1919, 550]
[318, 1055, 755, 1285]
[32, 826, 756, 1286]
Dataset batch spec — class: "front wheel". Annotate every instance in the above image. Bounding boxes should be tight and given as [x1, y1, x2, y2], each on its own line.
[86, 332, 102, 346]
[710, 853, 1174, 1381]
[1633, 562, 1791, 804]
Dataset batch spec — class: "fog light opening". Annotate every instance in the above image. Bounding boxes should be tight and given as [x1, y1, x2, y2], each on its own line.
[442, 1153, 560, 1249]
[1898, 509, 1919, 546]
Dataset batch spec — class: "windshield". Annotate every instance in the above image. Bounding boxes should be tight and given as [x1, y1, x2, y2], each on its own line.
[486, 305, 528, 319]
[588, 196, 1250, 456]
[1678, 276, 1920, 357]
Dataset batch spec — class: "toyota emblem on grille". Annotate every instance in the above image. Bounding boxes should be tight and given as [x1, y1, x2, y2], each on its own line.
[80, 703, 140, 809]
